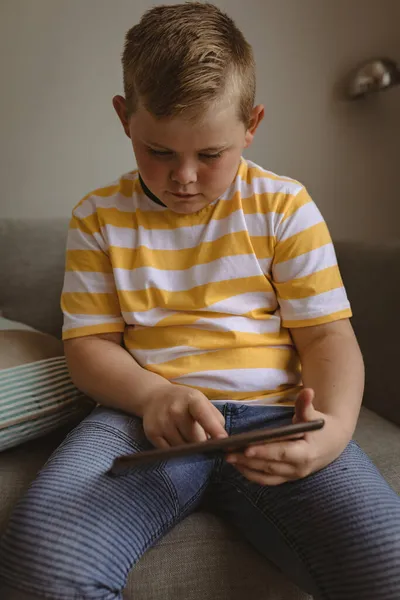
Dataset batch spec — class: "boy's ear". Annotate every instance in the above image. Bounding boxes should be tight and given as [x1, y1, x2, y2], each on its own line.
[244, 105, 264, 148]
[112, 95, 131, 139]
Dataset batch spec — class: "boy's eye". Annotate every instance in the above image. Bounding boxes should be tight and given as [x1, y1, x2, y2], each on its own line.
[148, 148, 172, 157]
[199, 152, 223, 160]
[147, 148, 223, 160]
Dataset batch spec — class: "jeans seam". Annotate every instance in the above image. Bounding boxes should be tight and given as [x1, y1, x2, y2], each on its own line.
[156, 465, 180, 514]
[223, 478, 320, 597]
[139, 476, 211, 563]
[180, 477, 212, 518]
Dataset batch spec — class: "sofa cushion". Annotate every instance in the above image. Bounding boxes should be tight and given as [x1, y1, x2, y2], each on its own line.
[0, 316, 64, 369]
[0, 317, 93, 451]
[353, 406, 400, 490]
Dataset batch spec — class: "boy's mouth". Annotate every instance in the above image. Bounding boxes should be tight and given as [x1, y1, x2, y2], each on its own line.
[169, 192, 198, 198]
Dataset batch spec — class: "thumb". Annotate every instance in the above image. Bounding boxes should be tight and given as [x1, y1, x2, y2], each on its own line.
[293, 388, 316, 423]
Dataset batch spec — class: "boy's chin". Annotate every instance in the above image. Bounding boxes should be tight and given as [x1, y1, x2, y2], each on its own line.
[164, 196, 213, 214]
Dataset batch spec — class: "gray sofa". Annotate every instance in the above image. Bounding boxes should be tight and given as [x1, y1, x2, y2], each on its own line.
[0, 217, 399, 600]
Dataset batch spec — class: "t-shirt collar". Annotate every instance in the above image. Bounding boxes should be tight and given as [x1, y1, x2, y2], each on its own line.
[139, 174, 167, 207]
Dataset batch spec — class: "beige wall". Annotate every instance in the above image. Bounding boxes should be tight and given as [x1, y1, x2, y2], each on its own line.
[1, 0, 399, 241]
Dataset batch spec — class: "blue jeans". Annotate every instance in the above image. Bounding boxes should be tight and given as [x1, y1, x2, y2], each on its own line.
[0, 402, 399, 600]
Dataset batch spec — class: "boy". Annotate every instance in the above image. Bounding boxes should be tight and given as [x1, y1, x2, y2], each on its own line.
[1, 3, 399, 599]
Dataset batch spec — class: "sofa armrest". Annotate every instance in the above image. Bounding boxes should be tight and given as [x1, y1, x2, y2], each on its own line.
[336, 240, 400, 427]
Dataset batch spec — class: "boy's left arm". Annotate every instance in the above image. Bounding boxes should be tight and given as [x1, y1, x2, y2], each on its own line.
[291, 317, 364, 436]
[226, 318, 365, 486]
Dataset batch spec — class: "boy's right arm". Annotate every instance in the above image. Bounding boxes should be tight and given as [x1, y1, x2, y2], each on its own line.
[64, 333, 227, 448]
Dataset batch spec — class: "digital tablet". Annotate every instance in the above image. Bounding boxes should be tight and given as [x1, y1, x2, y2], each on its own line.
[108, 418, 325, 476]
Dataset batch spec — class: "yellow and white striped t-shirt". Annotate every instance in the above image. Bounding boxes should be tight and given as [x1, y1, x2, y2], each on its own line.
[61, 158, 351, 405]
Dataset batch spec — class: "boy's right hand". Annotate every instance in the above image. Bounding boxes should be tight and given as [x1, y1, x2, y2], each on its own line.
[142, 384, 228, 449]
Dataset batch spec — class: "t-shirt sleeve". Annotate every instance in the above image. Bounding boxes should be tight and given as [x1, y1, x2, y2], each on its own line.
[271, 185, 352, 328]
[61, 207, 125, 340]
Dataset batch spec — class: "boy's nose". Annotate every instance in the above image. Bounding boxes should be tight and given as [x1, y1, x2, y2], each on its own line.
[170, 162, 198, 186]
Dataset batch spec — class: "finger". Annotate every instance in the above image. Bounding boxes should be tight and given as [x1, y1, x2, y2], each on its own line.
[234, 439, 308, 463]
[178, 419, 208, 444]
[160, 423, 187, 447]
[293, 388, 316, 423]
[151, 436, 171, 449]
[235, 465, 288, 486]
[188, 398, 227, 439]
[226, 456, 297, 478]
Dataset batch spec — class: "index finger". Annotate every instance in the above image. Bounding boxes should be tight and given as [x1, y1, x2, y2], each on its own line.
[188, 398, 227, 439]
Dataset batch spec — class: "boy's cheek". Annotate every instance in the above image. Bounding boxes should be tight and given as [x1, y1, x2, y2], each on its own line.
[135, 155, 167, 187]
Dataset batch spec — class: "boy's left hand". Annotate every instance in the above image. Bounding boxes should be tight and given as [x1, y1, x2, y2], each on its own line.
[225, 388, 351, 486]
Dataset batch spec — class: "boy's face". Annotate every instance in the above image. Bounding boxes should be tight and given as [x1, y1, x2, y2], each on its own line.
[113, 95, 264, 214]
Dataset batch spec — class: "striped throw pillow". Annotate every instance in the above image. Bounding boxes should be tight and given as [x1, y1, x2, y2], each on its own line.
[0, 317, 94, 451]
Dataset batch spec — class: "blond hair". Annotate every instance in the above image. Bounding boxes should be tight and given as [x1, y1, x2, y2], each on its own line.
[122, 2, 256, 125]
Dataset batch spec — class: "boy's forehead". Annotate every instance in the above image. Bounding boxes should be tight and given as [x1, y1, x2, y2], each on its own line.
[131, 100, 244, 149]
